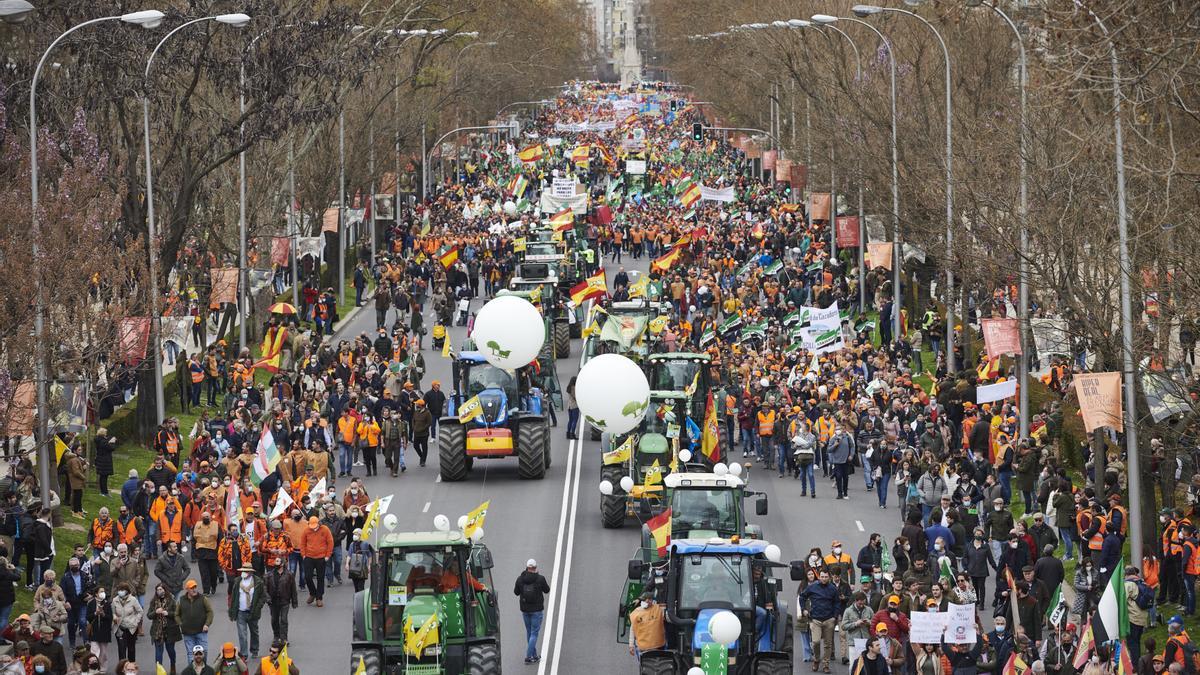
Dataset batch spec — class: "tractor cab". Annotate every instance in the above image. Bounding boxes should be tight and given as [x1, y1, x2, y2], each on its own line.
[352, 531, 501, 674]
[644, 352, 729, 459]
[598, 391, 689, 529]
[449, 352, 536, 427]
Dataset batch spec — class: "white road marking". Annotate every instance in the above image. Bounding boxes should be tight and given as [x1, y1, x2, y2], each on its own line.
[538, 434, 578, 675]
[435, 475, 441, 483]
[856, 520, 865, 532]
[422, 501, 430, 513]
[549, 435, 584, 674]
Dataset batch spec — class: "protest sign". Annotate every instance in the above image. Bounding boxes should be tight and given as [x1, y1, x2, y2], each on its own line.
[944, 604, 977, 644]
[1074, 372, 1123, 432]
[909, 611, 948, 644]
[981, 318, 1022, 355]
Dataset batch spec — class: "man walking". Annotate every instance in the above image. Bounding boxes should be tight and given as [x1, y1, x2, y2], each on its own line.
[828, 428, 855, 500]
[229, 564, 265, 660]
[514, 559, 550, 664]
[264, 558, 298, 642]
[800, 570, 840, 673]
[176, 579, 213, 657]
[300, 516, 333, 608]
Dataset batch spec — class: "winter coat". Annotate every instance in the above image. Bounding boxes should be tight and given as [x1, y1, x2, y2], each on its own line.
[86, 597, 114, 643]
[513, 570, 549, 613]
[264, 567, 298, 609]
[94, 436, 116, 475]
[175, 593, 213, 636]
[149, 591, 183, 644]
[111, 593, 144, 632]
[154, 552, 191, 596]
[227, 576, 267, 622]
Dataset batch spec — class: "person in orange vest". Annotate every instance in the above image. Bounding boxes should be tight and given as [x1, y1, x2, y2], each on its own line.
[1161, 507, 1185, 605]
[1162, 616, 1195, 669]
[300, 517, 334, 608]
[1107, 493, 1129, 540]
[356, 413, 381, 478]
[756, 404, 776, 466]
[1180, 524, 1200, 615]
[257, 639, 300, 675]
[188, 352, 205, 408]
[115, 505, 143, 549]
[336, 408, 359, 478]
[88, 507, 117, 557]
[157, 501, 184, 548]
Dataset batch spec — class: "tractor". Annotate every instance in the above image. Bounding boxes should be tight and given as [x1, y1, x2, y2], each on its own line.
[642, 352, 731, 457]
[438, 352, 551, 481]
[507, 264, 579, 358]
[598, 390, 690, 529]
[619, 538, 794, 675]
[634, 472, 767, 562]
[581, 298, 671, 364]
[351, 529, 501, 674]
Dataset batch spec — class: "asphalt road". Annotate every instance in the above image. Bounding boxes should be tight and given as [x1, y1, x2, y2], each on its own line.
[135, 256, 904, 674]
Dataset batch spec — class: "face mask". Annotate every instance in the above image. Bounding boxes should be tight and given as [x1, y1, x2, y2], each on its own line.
[97, 592, 106, 601]
[203, 517, 211, 523]
[640, 601, 650, 609]
[934, 544, 943, 552]
[904, 545, 911, 552]
[243, 571, 252, 579]
[1162, 516, 1169, 523]
[118, 590, 128, 598]
[975, 536, 984, 542]
[995, 505, 1004, 511]
[833, 547, 842, 555]
[1010, 542, 1019, 549]
[35, 667, 45, 674]
[351, 488, 359, 494]
[995, 625, 1006, 633]
[224, 479, 231, 486]
[104, 545, 113, 555]
[873, 573, 883, 580]
[809, 556, 819, 565]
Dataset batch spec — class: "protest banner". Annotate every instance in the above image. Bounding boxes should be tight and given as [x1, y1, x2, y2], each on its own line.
[1073, 372, 1123, 432]
[1030, 317, 1071, 358]
[809, 193, 831, 221]
[836, 216, 861, 248]
[944, 604, 977, 644]
[909, 611, 947, 644]
[866, 242, 893, 271]
[118, 317, 151, 366]
[982, 318, 1022, 355]
[977, 379, 1018, 405]
[209, 268, 239, 305]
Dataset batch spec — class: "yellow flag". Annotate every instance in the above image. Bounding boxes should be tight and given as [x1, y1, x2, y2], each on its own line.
[643, 459, 663, 487]
[513, 237, 526, 253]
[442, 331, 452, 359]
[278, 644, 291, 673]
[157, 665, 168, 675]
[685, 371, 700, 399]
[529, 286, 543, 304]
[354, 655, 367, 675]
[463, 500, 489, 539]
[458, 395, 484, 423]
[54, 436, 69, 464]
[405, 613, 440, 656]
[360, 494, 393, 541]
[648, 316, 669, 334]
[602, 435, 634, 465]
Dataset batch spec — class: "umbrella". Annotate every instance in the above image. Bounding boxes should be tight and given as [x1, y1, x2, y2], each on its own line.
[268, 302, 297, 315]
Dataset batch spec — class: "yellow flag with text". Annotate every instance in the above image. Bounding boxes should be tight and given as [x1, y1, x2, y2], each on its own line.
[463, 500, 489, 539]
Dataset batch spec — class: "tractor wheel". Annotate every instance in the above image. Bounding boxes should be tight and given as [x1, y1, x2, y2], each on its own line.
[554, 321, 571, 359]
[570, 318, 582, 338]
[517, 420, 547, 479]
[349, 647, 381, 675]
[544, 418, 553, 469]
[780, 619, 794, 658]
[600, 466, 626, 529]
[639, 654, 678, 675]
[438, 421, 468, 482]
[589, 425, 602, 442]
[755, 659, 792, 675]
[466, 642, 501, 675]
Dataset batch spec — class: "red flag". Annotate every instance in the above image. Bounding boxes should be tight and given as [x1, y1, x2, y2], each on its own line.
[270, 237, 290, 267]
[117, 317, 151, 366]
[645, 508, 671, 556]
[1073, 621, 1095, 670]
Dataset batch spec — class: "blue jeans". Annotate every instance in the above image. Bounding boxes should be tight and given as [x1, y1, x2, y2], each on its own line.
[1058, 527, 1076, 559]
[799, 629, 813, 661]
[154, 640, 177, 670]
[798, 462, 815, 494]
[922, 504, 934, 526]
[997, 470, 1013, 503]
[326, 546, 345, 584]
[66, 603, 88, 646]
[1185, 574, 1197, 615]
[740, 429, 757, 456]
[144, 521, 159, 558]
[567, 408, 580, 437]
[288, 551, 306, 586]
[861, 454, 874, 489]
[236, 609, 260, 657]
[0, 603, 12, 639]
[183, 632, 208, 657]
[876, 473, 891, 507]
[776, 445, 788, 476]
[339, 442, 353, 475]
[522, 611, 544, 660]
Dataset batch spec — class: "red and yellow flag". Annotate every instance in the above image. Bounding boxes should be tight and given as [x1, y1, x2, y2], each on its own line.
[570, 144, 591, 164]
[680, 182, 701, 209]
[1072, 621, 1095, 670]
[517, 144, 544, 163]
[252, 325, 289, 373]
[570, 270, 607, 305]
[646, 508, 672, 556]
[549, 208, 574, 232]
[701, 391, 720, 462]
[651, 245, 683, 273]
[438, 245, 460, 269]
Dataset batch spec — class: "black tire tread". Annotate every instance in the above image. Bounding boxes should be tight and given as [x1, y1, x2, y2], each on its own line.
[439, 421, 468, 482]
[554, 322, 571, 359]
[466, 642, 501, 675]
[755, 658, 792, 675]
[517, 419, 547, 479]
[350, 648, 381, 675]
[600, 465, 627, 529]
[639, 654, 677, 675]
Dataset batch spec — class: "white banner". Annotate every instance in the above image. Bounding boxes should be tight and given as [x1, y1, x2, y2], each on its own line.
[865, 215, 887, 243]
[160, 317, 192, 348]
[625, 159, 647, 175]
[539, 191, 589, 215]
[297, 237, 323, 262]
[1143, 366, 1192, 423]
[551, 178, 577, 199]
[977, 379, 1018, 404]
[909, 611, 948, 644]
[554, 121, 616, 133]
[1030, 317, 1071, 358]
[944, 604, 977, 644]
[799, 325, 845, 355]
[544, 137, 563, 147]
[699, 185, 737, 203]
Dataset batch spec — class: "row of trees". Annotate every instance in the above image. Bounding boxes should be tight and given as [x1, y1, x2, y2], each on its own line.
[647, 0, 1200, 537]
[0, 0, 591, 439]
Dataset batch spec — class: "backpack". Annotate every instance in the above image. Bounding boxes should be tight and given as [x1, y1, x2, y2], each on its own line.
[1170, 637, 1200, 675]
[520, 578, 542, 608]
[1135, 581, 1155, 609]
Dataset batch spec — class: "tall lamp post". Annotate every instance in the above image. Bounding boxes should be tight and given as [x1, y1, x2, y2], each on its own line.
[966, 0, 1030, 440]
[143, 13, 250, 424]
[29, 8, 166, 506]
[854, 2, 954, 371]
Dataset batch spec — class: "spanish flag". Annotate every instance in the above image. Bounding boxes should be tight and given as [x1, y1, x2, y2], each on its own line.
[779, 203, 801, 213]
[252, 325, 289, 373]
[438, 245, 459, 269]
[701, 391, 721, 462]
[570, 270, 607, 305]
[548, 208, 574, 232]
[651, 245, 683, 273]
[570, 144, 591, 164]
[517, 144, 544, 163]
[646, 508, 672, 556]
[628, 276, 649, 298]
[679, 182, 701, 210]
[620, 112, 637, 127]
[507, 174, 529, 197]
[976, 356, 1000, 381]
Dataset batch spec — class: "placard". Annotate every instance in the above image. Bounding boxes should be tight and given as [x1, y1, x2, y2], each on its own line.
[836, 216, 861, 248]
[552, 178, 576, 199]
[981, 318, 1022, 355]
[1073, 372, 1123, 432]
[626, 159, 647, 175]
[909, 611, 948, 644]
[944, 603, 977, 644]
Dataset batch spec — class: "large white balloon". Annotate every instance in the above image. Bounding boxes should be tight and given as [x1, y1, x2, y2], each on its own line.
[728, 462, 743, 477]
[708, 610, 741, 644]
[575, 354, 650, 435]
[473, 296, 545, 369]
[433, 514, 450, 532]
[764, 544, 782, 563]
[688, 669, 705, 675]
[678, 449, 693, 463]
[503, 200, 517, 216]
[457, 515, 469, 530]
[383, 513, 399, 532]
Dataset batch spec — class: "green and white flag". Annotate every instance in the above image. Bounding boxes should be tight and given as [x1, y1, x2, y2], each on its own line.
[1093, 558, 1128, 642]
[699, 329, 716, 347]
[740, 321, 767, 341]
[762, 260, 783, 276]
[782, 310, 801, 327]
[718, 315, 743, 335]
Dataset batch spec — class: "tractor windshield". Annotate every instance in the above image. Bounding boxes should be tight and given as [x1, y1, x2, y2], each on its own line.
[526, 243, 560, 257]
[466, 364, 517, 399]
[382, 549, 462, 639]
[641, 401, 681, 436]
[647, 359, 702, 392]
[678, 554, 752, 610]
[671, 489, 738, 535]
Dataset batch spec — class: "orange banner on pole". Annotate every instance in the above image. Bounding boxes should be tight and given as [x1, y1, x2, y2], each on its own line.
[981, 318, 1022, 355]
[809, 193, 831, 221]
[1073, 372, 1123, 432]
[866, 242, 893, 271]
[270, 237, 291, 267]
[210, 268, 240, 306]
[835, 216, 861, 248]
[321, 208, 339, 233]
[5, 381, 36, 436]
[117, 317, 152, 366]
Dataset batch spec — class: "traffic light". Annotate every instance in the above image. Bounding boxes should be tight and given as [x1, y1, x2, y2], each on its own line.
[692, 123, 704, 141]
[670, 99, 678, 112]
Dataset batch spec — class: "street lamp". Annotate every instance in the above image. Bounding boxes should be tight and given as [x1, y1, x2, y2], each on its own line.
[0, 0, 33, 22]
[853, 2, 955, 371]
[29, 8, 165, 506]
[143, 13, 250, 424]
[965, 0, 1030, 439]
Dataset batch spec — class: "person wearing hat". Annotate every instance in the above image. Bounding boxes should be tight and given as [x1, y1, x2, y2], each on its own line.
[410, 398, 433, 467]
[514, 559, 550, 664]
[219, 523, 252, 597]
[214, 642, 246, 675]
[379, 407, 408, 477]
[628, 591, 666, 662]
[28, 619, 65, 673]
[180, 643, 215, 675]
[177, 579, 213, 659]
[299, 516, 334, 607]
[230, 565, 266, 660]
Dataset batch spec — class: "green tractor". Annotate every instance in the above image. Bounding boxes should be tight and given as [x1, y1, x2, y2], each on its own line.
[597, 391, 690, 529]
[507, 263, 579, 358]
[619, 538, 794, 675]
[351, 530, 501, 674]
[642, 352, 731, 460]
[634, 471, 767, 562]
[581, 298, 672, 364]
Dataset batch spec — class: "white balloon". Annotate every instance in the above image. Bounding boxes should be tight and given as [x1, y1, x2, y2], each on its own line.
[619, 476, 635, 492]
[433, 514, 450, 532]
[678, 449, 693, 463]
[599, 480, 614, 495]
[713, 462, 729, 476]
[503, 200, 517, 216]
[575, 354, 650, 435]
[760, 377, 770, 388]
[708, 610, 741, 644]
[457, 515, 469, 530]
[729, 462, 743, 477]
[383, 513, 399, 531]
[473, 296, 545, 369]
[688, 669, 705, 675]
[470, 527, 484, 542]
[764, 544, 782, 563]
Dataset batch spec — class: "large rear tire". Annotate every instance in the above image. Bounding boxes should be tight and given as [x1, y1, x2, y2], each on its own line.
[554, 321, 571, 359]
[517, 419, 547, 479]
[438, 421, 468, 482]
[600, 465, 627, 529]
[466, 642, 501, 675]
[639, 654, 678, 675]
[350, 647, 381, 675]
[544, 417, 553, 469]
[755, 659, 792, 675]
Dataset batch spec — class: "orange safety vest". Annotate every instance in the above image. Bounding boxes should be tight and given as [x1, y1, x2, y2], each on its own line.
[816, 417, 836, 444]
[757, 411, 776, 436]
[1088, 514, 1107, 551]
[91, 518, 116, 549]
[117, 517, 140, 545]
[1164, 519, 1179, 555]
[157, 512, 183, 544]
[1110, 505, 1129, 536]
[259, 657, 291, 675]
[1168, 634, 1193, 668]
[1186, 542, 1200, 576]
[190, 361, 204, 383]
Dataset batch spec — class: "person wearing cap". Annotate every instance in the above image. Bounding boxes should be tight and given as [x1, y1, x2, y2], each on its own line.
[230, 565, 266, 660]
[257, 638, 300, 675]
[514, 559, 550, 664]
[870, 595, 910, 643]
[628, 591, 666, 661]
[177, 578, 213, 659]
[380, 407, 408, 477]
[299, 516, 333, 607]
[984, 496, 1016, 564]
[181, 643, 215, 675]
[841, 592, 873, 666]
[411, 398, 433, 467]
[214, 641, 246, 675]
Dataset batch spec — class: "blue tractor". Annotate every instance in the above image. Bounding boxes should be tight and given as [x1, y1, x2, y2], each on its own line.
[438, 351, 551, 481]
